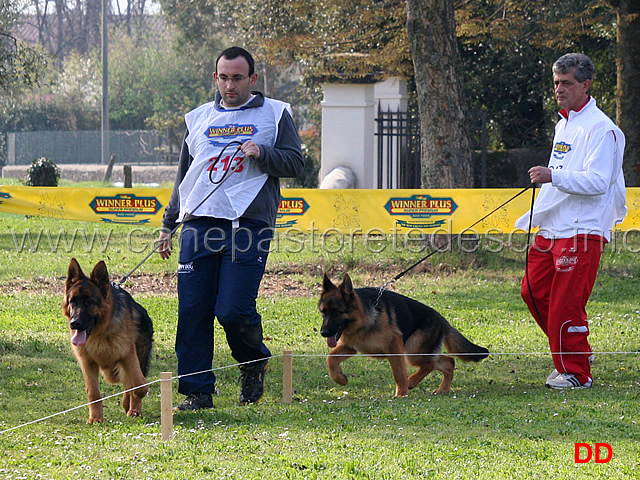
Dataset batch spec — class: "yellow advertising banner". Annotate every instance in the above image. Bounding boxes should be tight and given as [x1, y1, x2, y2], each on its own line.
[1, 185, 639, 233]
[0, 186, 168, 226]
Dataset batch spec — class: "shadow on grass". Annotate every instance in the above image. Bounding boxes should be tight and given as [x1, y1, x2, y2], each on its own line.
[163, 352, 640, 445]
[2, 325, 638, 450]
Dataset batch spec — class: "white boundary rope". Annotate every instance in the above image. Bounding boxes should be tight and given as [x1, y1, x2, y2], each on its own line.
[0, 357, 271, 435]
[0, 379, 166, 434]
[1, 349, 638, 436]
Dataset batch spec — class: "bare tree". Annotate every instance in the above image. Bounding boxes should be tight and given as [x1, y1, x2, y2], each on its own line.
[23, 0, 156, 61]
[84, 0, 101, 51]
[1, 0, 47, 93]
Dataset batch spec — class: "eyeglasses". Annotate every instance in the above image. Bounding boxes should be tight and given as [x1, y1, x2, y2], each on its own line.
[216, 75, 249, 84]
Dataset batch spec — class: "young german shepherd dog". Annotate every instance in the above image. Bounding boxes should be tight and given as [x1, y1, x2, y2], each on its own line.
[319, 273, 489, 397]
[63, 258, 153, 423]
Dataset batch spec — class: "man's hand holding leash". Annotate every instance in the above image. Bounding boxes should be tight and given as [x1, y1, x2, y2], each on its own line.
[528, 166, 552, 184]
[158, 231, 172, 259]
[239, 140, 260, 160]
[156, 139, 257, 261]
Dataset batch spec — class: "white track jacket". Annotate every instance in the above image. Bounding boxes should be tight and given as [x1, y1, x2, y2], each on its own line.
[515, 97, 627, 241]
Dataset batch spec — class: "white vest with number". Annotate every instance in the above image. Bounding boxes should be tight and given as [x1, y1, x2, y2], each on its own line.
[178, 96, 288, 222]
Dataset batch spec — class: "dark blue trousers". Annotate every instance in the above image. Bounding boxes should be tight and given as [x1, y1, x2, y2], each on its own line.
[175, 217, 272, 395]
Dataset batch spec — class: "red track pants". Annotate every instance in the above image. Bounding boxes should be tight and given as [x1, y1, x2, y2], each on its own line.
[521, 235, 605, 385]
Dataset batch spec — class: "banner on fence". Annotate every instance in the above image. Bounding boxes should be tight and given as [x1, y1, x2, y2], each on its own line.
[1, 185, 639, 233]
[0, 186, 168, 226]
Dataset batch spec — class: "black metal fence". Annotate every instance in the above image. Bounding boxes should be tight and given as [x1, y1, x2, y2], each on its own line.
[374, 103, 421, 189]
[375, 105, 491, 189]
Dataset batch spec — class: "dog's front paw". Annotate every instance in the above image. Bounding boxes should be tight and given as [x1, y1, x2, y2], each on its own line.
[431, 387, 450, 395]
[331, 371, 348, 386]
[394, 383, 409, 397]
[87, 416, 104, 424]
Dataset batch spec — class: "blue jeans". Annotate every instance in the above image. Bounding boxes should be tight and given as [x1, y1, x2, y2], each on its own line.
[175, 217, 272, 395]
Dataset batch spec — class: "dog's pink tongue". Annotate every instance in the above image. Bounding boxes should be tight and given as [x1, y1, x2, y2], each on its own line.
[71, 329, 87, 346]
[327, 335, 337, 348]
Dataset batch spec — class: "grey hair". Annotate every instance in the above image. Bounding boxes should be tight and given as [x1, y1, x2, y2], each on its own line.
[552, 53, 595, 82]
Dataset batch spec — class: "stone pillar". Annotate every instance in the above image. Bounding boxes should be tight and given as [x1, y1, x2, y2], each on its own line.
[374, 77, 408, 111]
[320, 82, 375, 189]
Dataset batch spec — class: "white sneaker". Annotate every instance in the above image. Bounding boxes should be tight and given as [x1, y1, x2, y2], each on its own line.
[546, 369, 560, 383]
[546, 355, 594, 383]
[546, 373, 592, 390]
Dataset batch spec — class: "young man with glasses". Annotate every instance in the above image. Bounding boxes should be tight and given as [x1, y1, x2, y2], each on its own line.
[158, 47, 304, 410]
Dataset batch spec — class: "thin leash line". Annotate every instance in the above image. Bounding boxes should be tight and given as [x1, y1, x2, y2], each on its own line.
[375, 184, 536, 302]
[116, 141, 249, 286]
[208, 140, 243, 185]
[524, 183, 545, 324]
[3, 349, 638, 435]
[119, 179, 532, 287]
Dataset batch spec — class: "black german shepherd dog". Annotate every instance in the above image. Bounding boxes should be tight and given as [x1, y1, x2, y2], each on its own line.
[63, 258, 153, 423]
[319, 273, 489, 397]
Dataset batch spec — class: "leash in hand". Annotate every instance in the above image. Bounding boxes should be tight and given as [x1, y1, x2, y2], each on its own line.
[116, 140, 249, 286]
[374, 184, 537, 306]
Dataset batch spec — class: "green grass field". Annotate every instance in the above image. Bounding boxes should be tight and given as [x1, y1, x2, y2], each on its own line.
[0, 206, 638, 479]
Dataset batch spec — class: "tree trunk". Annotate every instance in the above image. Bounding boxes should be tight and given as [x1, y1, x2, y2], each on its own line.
[54, 0, 65, 64]
[614, 0, 640, 187]
[85, 0, 102, 52]
[405, 0, 473, 188]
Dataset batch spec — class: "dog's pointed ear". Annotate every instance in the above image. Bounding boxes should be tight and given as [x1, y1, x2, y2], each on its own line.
[66, 258, 85, 288]
[90, 261, 111, 299]
[340, 273, 354, 295]
[322, 273, 337, 292]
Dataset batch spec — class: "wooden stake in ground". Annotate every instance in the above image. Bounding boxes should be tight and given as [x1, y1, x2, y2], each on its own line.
[282, 350, 293, 404]
[160, 372, 173, 440]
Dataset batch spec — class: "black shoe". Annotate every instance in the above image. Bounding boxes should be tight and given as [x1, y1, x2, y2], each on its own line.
[239, 361, 268, 404]
[173, 392, 213, 412]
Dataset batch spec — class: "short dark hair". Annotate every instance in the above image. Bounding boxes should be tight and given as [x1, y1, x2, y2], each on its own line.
[552, 53, 595, 82]
[216, 47, 255, 76]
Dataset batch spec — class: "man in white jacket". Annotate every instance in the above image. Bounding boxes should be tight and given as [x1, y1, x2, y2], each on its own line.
[515, 53, 626, 390]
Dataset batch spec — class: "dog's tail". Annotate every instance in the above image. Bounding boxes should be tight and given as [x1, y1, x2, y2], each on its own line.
[444, 326, 489, 362]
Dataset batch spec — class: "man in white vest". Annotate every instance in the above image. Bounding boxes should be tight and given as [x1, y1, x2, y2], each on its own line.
[516, 53, 626, 390]
[158, 47, 304, 410]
